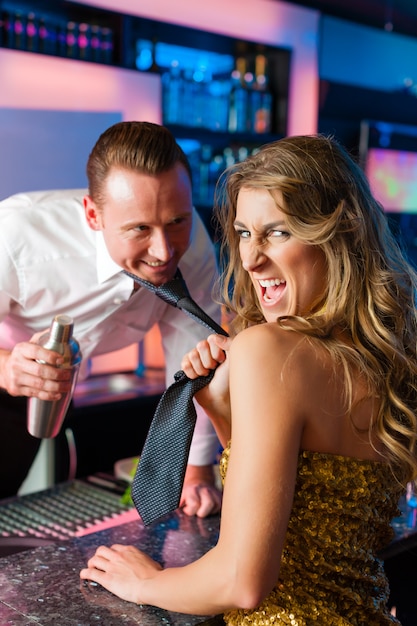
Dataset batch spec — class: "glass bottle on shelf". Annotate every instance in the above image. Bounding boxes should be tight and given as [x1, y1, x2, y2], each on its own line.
[66, 20, 78, 58]
[26, 12, 39, 53]
[3, 11, 22, 49]
[78, 22, 91, 61]
[193, 65, 211, 128]
[181, 67, 199, 127]
[100, 26, 113, 64]
[90, 24, 102, 62]
[44, 18, 59, 55]
[135, 37, 159, 72]
[56, 19, 67, 56]
[14, 11, 27, 50]
[223, 146, 236, 168]
[243, 61, 255, 133]
[251, 54, 272, 134]
[149, 37, 160, 72]
[228, 57, 249, 133]
[208, 73, 231, 132]
[162, 60, 183, 125]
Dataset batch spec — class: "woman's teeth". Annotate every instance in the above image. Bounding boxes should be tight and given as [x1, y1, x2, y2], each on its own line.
[259, 279, 285, 287]
[259, 278, 286, 304]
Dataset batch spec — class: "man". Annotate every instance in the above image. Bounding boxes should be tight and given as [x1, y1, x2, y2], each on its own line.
[0, 121, 222, 516]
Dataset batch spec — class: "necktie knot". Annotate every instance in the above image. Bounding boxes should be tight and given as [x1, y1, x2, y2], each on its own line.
[155, 274, 191, 307]
[123, 268, 191, 304]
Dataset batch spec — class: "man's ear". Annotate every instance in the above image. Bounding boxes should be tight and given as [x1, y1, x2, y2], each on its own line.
[83, 195, 103, 231]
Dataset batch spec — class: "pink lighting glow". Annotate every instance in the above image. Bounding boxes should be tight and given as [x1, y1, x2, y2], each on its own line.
[0, 48, 161, 122]
[366, 148, 417, 213]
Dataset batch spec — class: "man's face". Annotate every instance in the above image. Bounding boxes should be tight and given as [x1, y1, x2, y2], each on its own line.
[84, 164, 193, 286]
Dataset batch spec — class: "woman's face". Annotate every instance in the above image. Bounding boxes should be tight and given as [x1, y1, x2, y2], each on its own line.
[234, 187, 327, 322]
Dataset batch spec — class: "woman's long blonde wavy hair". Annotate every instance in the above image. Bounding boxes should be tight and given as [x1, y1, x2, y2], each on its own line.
[215, 134, 417, 482]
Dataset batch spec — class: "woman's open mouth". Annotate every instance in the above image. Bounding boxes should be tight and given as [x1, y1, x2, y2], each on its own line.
[259, 278, 286, 304]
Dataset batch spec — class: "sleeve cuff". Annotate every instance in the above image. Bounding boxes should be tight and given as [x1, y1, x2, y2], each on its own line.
[188, 431, 220, 465]
[188, 400, 220, 465]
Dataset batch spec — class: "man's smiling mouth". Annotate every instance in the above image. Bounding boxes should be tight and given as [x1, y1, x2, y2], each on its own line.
[145, 260, 167, 267]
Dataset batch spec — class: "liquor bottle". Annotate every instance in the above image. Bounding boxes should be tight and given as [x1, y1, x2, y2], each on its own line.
[13, 11, 26, 50]
[181, 67, 199, 127]
[252, 54, 272, 134]
[162, 61, 183, 125]
[26, 12, 39, 53]
[208, 73, 230, 132]
[66, 21, 78, 58]
[46, 18, 58, 56]
[78, 22, 91, 61]
[4, 11, 25, 49]
[100, 26, 113, 64]
[194, 66, 211, 128]
[228, 57, 249, 133]
[90, 24, 102, 62]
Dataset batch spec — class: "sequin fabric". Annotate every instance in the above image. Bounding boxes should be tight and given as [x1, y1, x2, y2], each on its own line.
[219, 446, 404, 625]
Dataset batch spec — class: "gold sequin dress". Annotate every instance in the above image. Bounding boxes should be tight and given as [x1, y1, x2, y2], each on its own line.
[219, 446, 404, 625]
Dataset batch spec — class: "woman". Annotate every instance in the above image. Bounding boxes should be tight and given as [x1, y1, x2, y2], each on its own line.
[80, 135, 417, 624]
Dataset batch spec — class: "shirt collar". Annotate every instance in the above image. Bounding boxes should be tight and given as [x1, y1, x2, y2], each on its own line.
[96, 231, 122, 283]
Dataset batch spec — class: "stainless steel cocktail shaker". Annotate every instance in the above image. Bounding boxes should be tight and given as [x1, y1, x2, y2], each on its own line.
[27, 314, 82, 439]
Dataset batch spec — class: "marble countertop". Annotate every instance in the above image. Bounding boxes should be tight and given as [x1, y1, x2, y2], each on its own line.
[2, 470, 416, 625]
[0, 511, 222, 625]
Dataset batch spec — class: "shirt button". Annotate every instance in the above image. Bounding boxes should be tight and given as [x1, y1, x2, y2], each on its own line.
[113, 297, 125, 305]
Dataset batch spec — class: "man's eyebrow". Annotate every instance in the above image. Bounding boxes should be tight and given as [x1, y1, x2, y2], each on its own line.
[120, 212, 192, 231]
[119, 220, 146, 231]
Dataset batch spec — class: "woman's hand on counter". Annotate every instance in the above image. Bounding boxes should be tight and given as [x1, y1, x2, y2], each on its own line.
[80, 543, 162, 605]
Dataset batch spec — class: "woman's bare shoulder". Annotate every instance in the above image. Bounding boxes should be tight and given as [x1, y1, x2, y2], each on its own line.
[231, 322, 318, 360]
[230, 323, 329, 391]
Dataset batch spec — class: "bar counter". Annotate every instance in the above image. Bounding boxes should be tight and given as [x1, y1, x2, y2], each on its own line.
[0, 497, 221, 625]
[1, 460, 417, 625]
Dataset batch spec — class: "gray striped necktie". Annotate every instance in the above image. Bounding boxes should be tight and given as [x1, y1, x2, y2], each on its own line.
[124, 269, 228, 525]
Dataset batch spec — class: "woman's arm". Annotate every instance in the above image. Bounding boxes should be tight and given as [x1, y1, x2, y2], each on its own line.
[80, 324, 306, 614]
[181, 333, 232, 447]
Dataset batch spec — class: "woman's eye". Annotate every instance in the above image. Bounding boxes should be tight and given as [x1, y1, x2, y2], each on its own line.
[235, 229, 250, 239]
[270, 229, 289, 238]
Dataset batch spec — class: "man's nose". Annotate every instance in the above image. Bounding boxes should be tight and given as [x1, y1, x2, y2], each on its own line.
[148, 230, 174, 261]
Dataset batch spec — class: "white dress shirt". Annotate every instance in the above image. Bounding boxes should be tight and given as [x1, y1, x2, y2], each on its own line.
[0, 189, 221, 465]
